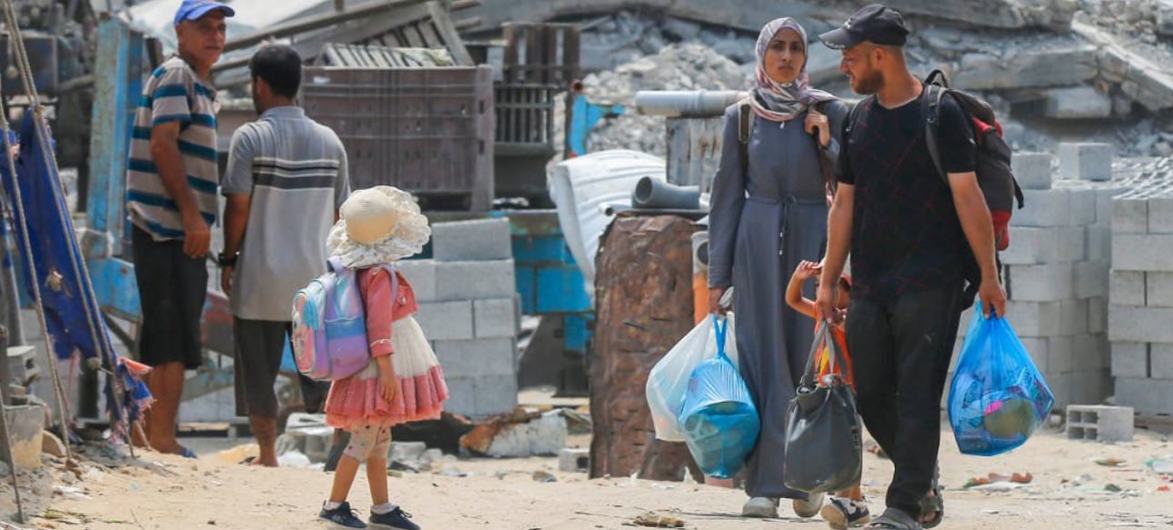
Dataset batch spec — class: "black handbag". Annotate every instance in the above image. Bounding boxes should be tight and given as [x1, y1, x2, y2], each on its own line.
[783, 324, 863, 494]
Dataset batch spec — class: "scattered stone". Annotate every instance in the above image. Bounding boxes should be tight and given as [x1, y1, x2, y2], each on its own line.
[1045, 87, 1113, 119]
[633, 512, 686, 528]
[531, 470, 557, 483]
[42, 431, 66, 459]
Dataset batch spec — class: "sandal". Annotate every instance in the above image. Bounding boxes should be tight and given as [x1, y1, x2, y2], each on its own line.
[864, 508, 921, 529]
[919, 470, 943, 529]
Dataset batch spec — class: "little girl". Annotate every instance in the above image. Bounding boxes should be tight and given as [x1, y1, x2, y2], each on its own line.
[785, 260, 868, 530]
[317, 186, 448, 530]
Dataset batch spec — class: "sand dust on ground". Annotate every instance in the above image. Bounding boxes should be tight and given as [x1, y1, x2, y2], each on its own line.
[23, 428, 1173, 530]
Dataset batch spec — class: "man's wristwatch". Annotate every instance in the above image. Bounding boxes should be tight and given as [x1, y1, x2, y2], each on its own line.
[217, 251, 238, 268]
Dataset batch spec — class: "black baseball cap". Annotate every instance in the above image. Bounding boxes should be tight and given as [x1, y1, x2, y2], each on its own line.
[819, 4, 910, 49]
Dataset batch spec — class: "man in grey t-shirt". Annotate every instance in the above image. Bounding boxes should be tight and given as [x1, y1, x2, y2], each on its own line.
[219, 45, 349, 467]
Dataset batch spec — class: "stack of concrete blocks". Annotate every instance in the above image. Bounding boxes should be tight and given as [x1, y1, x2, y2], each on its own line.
[1108, 159, 1173, 416]
[399, 218, 521, 419]
[952, 143, 1123, 410]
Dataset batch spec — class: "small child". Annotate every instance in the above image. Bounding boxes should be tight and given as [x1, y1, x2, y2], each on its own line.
[786, 260, 868, 530]
[317, 186, 448, 530]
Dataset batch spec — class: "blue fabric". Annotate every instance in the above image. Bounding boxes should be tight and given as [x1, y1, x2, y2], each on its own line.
[0, 114, 149, 424]
[678, 317, 761, 478]
[947, 301, 1054, 456]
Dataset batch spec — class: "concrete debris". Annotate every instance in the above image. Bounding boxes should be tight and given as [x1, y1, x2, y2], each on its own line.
[42, 431, 67, 459]
[531, 470, 557, 483]
[1045, 87, 1114, 119]
[459, 409, 569, 458]
[886, 0, 1079, 30]
[554, 42, 751, 163]
[558, 448, 590, 472]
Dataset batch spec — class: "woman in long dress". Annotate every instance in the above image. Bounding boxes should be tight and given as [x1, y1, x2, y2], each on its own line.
[707, 17, 849, 519]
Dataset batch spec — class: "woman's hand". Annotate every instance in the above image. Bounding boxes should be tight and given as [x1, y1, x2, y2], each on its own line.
[709, 287, 728, 315]
[804, 109, 831, 148]
[376, 358, 399, 403]
[794, 260, 822, 281]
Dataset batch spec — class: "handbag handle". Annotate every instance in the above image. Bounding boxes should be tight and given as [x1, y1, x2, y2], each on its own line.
[799, 323, 849, 387]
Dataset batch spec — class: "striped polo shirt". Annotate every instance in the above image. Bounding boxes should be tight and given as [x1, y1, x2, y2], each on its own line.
[221, 106, 350, 321]
[126, 56, 219, 241]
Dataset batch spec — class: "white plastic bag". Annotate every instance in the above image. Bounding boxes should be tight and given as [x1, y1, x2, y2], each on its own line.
[646, 314, 738, 442]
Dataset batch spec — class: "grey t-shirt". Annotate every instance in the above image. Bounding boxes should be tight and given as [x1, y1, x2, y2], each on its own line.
[222, 106, 350, 321]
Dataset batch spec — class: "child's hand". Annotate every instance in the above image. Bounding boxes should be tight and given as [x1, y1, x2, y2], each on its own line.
[794, 260, 822, 281]
[377, 361, 399, 403]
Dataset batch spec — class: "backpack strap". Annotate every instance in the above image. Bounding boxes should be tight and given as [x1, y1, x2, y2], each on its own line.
[737, 99, 752, 172]
[812, 100, 837, 201]
[923, 83, 948, 185]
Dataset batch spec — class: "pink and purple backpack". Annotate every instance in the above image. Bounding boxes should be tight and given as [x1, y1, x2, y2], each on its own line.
[291, 258, 397, 381]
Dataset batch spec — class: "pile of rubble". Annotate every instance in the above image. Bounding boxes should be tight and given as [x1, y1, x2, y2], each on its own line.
[553, 43, 751, 162]
[560, 5, 1173, 161]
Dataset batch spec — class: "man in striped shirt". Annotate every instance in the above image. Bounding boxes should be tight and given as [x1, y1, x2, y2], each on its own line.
[220, 45, 350, 467]
[126, 0, 233, 457]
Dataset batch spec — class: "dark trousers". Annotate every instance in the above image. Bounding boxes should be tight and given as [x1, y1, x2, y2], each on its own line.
[846, 285, 965, 517]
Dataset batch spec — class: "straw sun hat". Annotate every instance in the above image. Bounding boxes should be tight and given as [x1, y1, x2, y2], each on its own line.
[327, 186, 431, 268]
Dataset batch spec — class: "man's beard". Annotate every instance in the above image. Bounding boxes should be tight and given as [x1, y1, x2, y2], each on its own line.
[852, 70, 884, 95]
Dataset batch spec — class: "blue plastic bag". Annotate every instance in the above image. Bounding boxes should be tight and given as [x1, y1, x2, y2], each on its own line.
[948, 301, 1055, 456]
[677, 317, 760, 478]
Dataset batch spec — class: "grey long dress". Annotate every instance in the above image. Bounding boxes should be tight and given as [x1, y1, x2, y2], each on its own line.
[708, 100, 849, 499]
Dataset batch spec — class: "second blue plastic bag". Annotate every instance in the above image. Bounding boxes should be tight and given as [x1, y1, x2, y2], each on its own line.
[948, 301, 1055, 456]
[678, 317, 760, 478]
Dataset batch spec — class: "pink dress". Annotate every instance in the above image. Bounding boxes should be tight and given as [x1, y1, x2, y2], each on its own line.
[324, 267, 448, 430]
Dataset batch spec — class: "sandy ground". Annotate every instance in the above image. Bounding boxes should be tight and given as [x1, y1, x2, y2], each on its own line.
[8, 426, 1168, 530]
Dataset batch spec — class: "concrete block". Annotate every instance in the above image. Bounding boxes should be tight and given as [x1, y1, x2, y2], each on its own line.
[1072, 334, 1107, 372]
[1114, 377, 1173, 415]
[435, 260, 517, 301]
[1074, 261, 1109, 299]
[1045, 88, 1112, 120]
[1088, 297, 1108, 334]
[1006, 262, 1074, 302]
[1112, 342, 1149, 379]
[1112, 199, 1149, 235]
[1066, 405, 1134, 442]
[1109, 305, 1173, 343]
[1047, 336, 1075, 374]
[1096, 188, 1126, 226]
[1060, 299, 1090, 336]
[1005, 300, 1062, 337]
[1058, 143, 1113, 182]
[1013, 189, 1071, 227]
[474, 298, 519, 338]
[434, 338, 517, 378]
[1001, 226, 1085, 265]
[1146, 272, 1173, 308]
[1112, 234, 1173, 272]
[1087, 227, 1111, 262]
[1011, 152, 1052, 190]
[431, 218, 513, 262]
[397, 259, 437, 302]
[1110, 270, 1145, 306]
[414, 301, 474, 341]
[1151, 343, 1173, 380]
[1069, 189, 1098, 226]
[1149, 198, 1173, 234]
[473, 374, 519, 417]
[559, 448, 590, 472]
[1021, 337, 1049, 373]
[444, 377, 477, 417]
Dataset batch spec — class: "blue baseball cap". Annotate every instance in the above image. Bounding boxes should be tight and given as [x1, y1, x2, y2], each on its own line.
[173, 0, 235, 26]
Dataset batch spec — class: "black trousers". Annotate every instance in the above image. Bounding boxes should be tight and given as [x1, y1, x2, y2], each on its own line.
[846, 285, 965, 517]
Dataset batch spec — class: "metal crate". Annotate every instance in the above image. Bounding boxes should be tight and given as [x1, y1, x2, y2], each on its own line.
[301, 65, 495, 211]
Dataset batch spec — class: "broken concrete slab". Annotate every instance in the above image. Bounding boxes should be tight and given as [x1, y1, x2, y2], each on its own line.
[886, 0, 1078, 30]
[1075, 20, 1173, 111]
[954, 45, 1098, 90]
[460, 409, 568, 458]
[1044, 87, 1112, 119]
[1, 404, 46, 471]
[1159, 0, 1173, 39]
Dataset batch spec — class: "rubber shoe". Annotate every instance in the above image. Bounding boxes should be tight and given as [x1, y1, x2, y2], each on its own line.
[821, 496, 872, 529]
[793, 492, 825, 518]
[319, 502, 367, 529]
[742, 497, 779, 518]
[369, 507, 420, 530]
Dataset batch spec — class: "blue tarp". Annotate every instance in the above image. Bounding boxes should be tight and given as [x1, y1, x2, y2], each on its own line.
[0, 114, 149, 424]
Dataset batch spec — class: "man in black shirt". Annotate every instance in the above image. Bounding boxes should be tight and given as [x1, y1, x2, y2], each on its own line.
[815, 4, 1007, 529]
